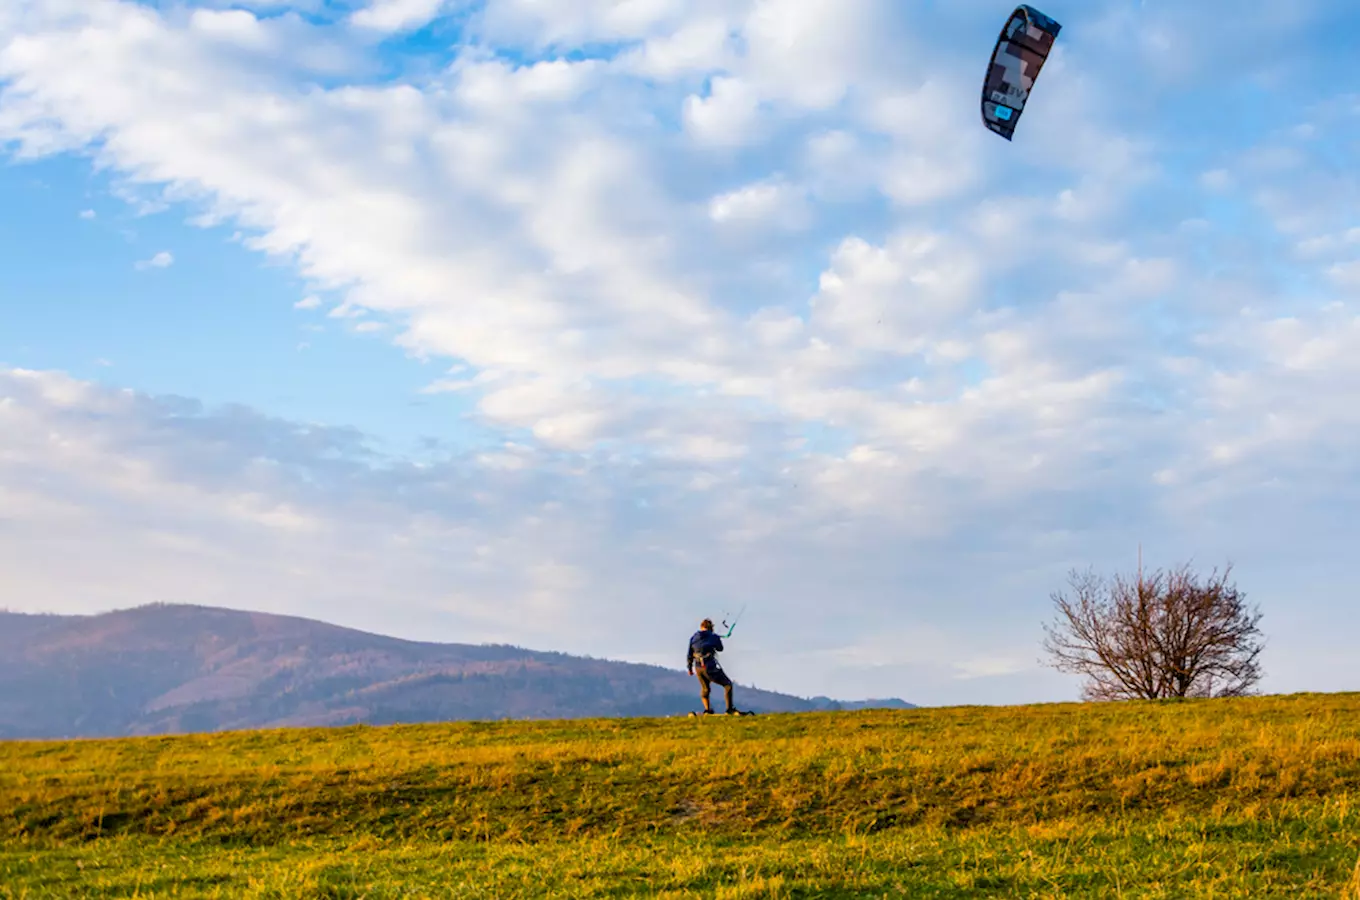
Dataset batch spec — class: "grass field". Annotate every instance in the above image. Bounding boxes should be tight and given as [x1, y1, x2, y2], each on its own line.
[4, 693, 1360, 897]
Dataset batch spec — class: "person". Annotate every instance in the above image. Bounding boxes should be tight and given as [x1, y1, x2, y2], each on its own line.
[687, 617, 737, 715]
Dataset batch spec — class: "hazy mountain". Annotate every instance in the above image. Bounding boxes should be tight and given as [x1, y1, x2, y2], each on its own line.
[0, 604, 913, 739]
[805, 697, 917, 711]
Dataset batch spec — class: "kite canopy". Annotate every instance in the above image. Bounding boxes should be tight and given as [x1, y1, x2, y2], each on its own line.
[981, 5, 1062, 141]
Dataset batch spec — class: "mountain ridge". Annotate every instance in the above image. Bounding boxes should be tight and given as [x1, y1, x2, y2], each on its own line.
[0, 603, 913, 739]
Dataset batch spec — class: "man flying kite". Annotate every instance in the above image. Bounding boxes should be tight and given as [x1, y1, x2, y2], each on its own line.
[687, 617, 744, 716]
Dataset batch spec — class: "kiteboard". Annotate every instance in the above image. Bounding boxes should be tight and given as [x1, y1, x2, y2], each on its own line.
[688, 710, 756, 718]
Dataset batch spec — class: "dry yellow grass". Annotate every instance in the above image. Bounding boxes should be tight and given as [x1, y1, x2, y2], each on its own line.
[2, 692, 1359, 896]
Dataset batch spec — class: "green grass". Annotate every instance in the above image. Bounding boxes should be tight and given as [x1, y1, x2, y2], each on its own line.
[4, 693, 1360, 896]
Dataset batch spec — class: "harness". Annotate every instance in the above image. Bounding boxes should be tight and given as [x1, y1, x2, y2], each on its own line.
[690, 632, 723, 674]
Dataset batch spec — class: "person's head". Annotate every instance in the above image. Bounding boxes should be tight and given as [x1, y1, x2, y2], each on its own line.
[700, 618, 714, 631]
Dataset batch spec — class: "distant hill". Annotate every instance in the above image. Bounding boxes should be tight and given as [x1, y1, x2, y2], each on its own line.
[805, 697, 917, 712]
[0, 604, 913, 739]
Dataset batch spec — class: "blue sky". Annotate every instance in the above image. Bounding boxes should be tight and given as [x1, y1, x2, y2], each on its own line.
[4, 0, 1360, 706]
[0, 153, 487, 458]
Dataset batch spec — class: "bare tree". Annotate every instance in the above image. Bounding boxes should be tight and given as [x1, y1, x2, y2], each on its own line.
[1041, 559, 1264, 701]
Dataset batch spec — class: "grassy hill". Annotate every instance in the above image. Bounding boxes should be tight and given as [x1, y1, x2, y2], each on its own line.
[4, 693, 1360, 897]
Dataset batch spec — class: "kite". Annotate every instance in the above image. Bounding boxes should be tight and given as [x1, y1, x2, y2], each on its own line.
[981, 5, 1062, 141]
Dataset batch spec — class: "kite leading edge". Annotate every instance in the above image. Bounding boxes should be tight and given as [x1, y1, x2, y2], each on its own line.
[981, 5, 1062, 141]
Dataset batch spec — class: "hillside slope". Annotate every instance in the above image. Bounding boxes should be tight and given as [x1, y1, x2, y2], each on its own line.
[2, 694, 1358, 896]
[0, 604, 909, 738]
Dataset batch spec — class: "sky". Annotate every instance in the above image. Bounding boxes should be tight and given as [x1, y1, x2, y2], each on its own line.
[3, 0, 1360, 707]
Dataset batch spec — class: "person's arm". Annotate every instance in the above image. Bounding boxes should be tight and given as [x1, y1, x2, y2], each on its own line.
[686, 639, 693, 674]
[715, 636, 724, 653]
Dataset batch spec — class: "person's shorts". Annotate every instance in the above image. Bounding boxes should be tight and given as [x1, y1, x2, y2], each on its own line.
[696, 664, 732, 688]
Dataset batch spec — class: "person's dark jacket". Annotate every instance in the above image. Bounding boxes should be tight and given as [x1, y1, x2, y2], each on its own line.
[687, 629, 724, 674]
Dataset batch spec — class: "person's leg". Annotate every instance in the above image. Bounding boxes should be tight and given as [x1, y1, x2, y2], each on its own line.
[697, 670, 713, 712]
[712, 669, 735, 712]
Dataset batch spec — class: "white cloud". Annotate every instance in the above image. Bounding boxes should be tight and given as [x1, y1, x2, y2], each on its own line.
[708, 177, 808, 230]
[79, 208, 95, 219]
[1329, 261, 1360, 288]
[617, 15, 736, 80]
[294, 295, 322, 310]
[1200, 169, 1234, 192]
[473, 0, 693, 48]
[350, 0, 453, 33]
[134, 251, 174, 270]
[682, 75, 764, 146]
